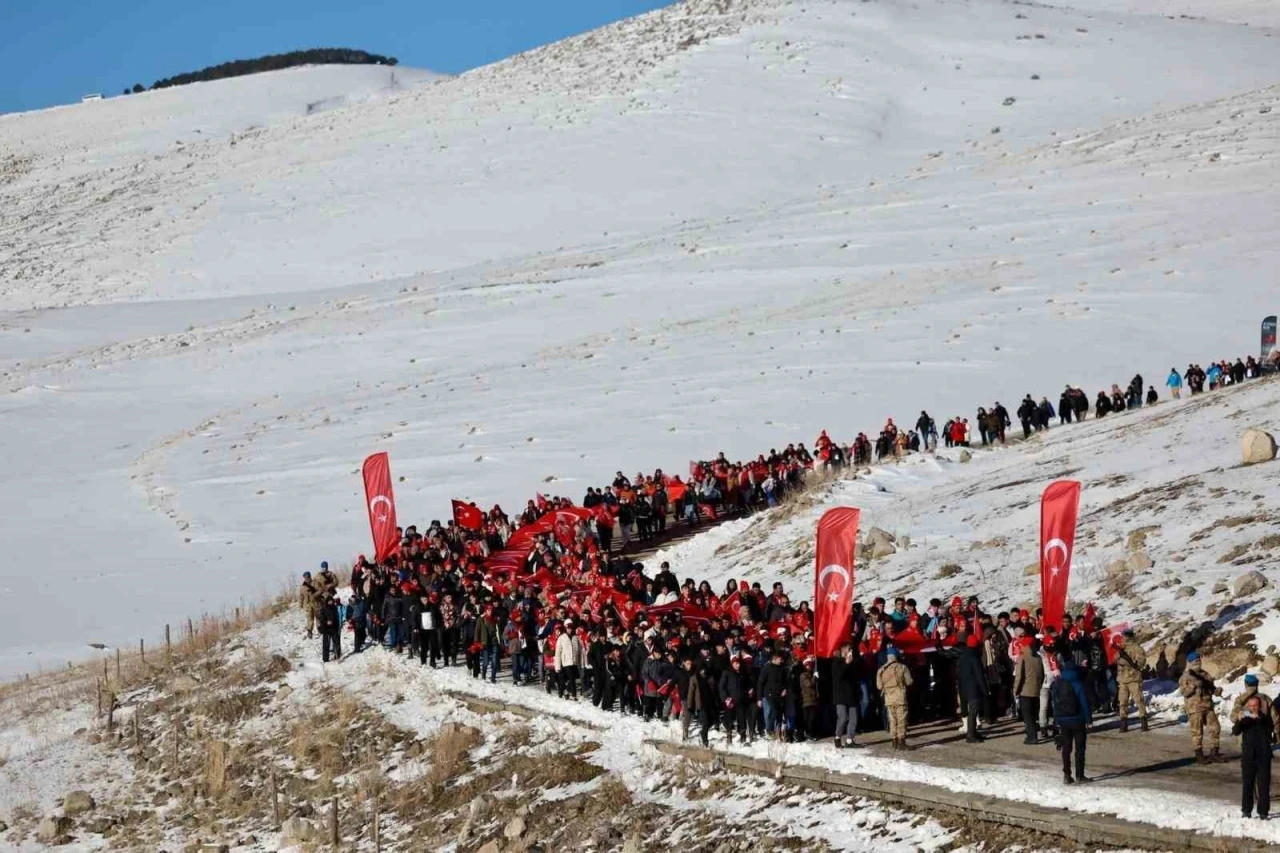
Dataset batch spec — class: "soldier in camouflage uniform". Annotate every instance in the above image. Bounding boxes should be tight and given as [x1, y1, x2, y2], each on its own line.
[1178, 651, 1222, 763]
[1114, 629, 1148, 733]
[298, 571, 320, 639]
[876, 647, 914, 751]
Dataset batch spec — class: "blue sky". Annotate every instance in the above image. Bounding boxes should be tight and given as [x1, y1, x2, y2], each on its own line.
[0, 0, 675, 114]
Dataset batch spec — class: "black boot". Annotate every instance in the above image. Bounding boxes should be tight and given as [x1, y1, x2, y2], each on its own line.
[1194, 748, 1207, 764]
[1140, 716, 1149, 732]
[1064, 772, 1074, 785]
[1119, 717, 1128, 733]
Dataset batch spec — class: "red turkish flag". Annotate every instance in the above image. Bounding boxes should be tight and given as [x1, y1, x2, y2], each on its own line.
[813, 507, 860, 658]
[1040, 480, 1081, 633]
[1101, 621, 1130, 665]
[361, 452, 400, 563]
[452, 500, 484, 531]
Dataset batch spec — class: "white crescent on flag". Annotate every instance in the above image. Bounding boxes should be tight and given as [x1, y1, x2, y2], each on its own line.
[369, 494, 393, 522]
[1043, 537, 1069, 576]
[818, 564, 850, 601]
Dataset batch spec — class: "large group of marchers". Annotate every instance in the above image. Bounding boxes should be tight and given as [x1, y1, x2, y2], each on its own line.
[300, 352, 1277, 818]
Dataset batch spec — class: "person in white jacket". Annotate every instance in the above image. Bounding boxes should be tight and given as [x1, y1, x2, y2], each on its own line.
[555, 620, 585, 700]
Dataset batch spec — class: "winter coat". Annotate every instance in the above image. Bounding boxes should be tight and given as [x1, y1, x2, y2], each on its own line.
[1178, 663, 1217, 713]
[1051, 664, 1092, 728]
[1233, 713, 1277, 755]
[474, 617, 500, 650]
[830, 655, 860, 706]
[757, 661, 788, 701]
[1230, 687, 1280, 740]
[717, 668, 751, 709]
[875, 659, 913, 706]
[347, 597, 368, 628]
[555, 633, 584, 670]
[1013, 649, 1045, 698]
[381, 595, 405, 625]
[315, 570, 338, 596]
[640, 657, 668, 697]
[319, 602, 341, 634]
[798, 670, 819, 709]
[956, 647, 988, 702]
[299, 580, 320, 613]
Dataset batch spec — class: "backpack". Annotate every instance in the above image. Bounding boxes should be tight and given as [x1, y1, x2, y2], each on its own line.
[1051, 678, 1082, 718]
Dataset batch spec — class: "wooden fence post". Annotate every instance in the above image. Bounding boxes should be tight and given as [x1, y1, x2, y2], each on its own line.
[372, 797, 380, 853]
[165, 624, 171, 659]
[187, 617, 194, 642]
[329, 796, 339, 848]
[115, 647, 121, 681]
[133, 710, 141, 757]
[171, 722, 180, 772]
[95, 677, 102, 717]
[140, 637, 145, 665]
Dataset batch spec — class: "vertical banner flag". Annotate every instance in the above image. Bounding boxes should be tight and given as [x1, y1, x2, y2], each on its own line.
[1262, 315, 1277, 363]
[813, 507, 860, 658]
[362, 452, 400, 563]
[1040, 480, 1082, 633]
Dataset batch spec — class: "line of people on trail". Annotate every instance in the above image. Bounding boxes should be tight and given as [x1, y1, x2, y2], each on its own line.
[297, 349, 1274, 813]
[303, 542, 1276, 814]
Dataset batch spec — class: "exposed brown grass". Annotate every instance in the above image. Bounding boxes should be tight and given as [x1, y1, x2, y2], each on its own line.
[423, 722, 482, 796]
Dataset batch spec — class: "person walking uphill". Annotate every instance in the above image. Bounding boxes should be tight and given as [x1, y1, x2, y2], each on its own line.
[876, 647, 914, 750]
[1179, 651, 1223, 763]
[1051, 657, 1092, 784]
[1232, 684, 1276, 819]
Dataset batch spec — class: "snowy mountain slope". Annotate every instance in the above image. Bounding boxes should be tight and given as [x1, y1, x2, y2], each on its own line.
[0, 64, 442, 164]
[3, 0, 1280, 309]
[2, 0, 1280, 676]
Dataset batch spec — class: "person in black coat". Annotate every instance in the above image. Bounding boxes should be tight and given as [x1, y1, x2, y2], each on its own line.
[381, 587, 406, 651]
[957, 635, 988, 742]
[410, 593, 443, 667]
[588, 630, 610, 707]
[757, 651, 789, 740]
[1051, 659, 1093, 784]
[319, 594, 342, 662]
[1017, 395, 1036, 439]
[831, 644, 861, 748]
[1233, 692, 1275, 819]
[717, 655, 751, 744]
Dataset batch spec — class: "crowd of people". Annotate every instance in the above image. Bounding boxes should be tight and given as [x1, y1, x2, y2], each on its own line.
[300, 350, 1275, 811]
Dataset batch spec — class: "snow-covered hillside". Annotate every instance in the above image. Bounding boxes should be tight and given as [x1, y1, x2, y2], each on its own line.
[2, 0, 1280, 675]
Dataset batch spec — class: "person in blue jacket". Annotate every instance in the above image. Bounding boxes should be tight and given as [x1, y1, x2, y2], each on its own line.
[1051, 656, 1093, 785]
[1166, 368, 1183, 399]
